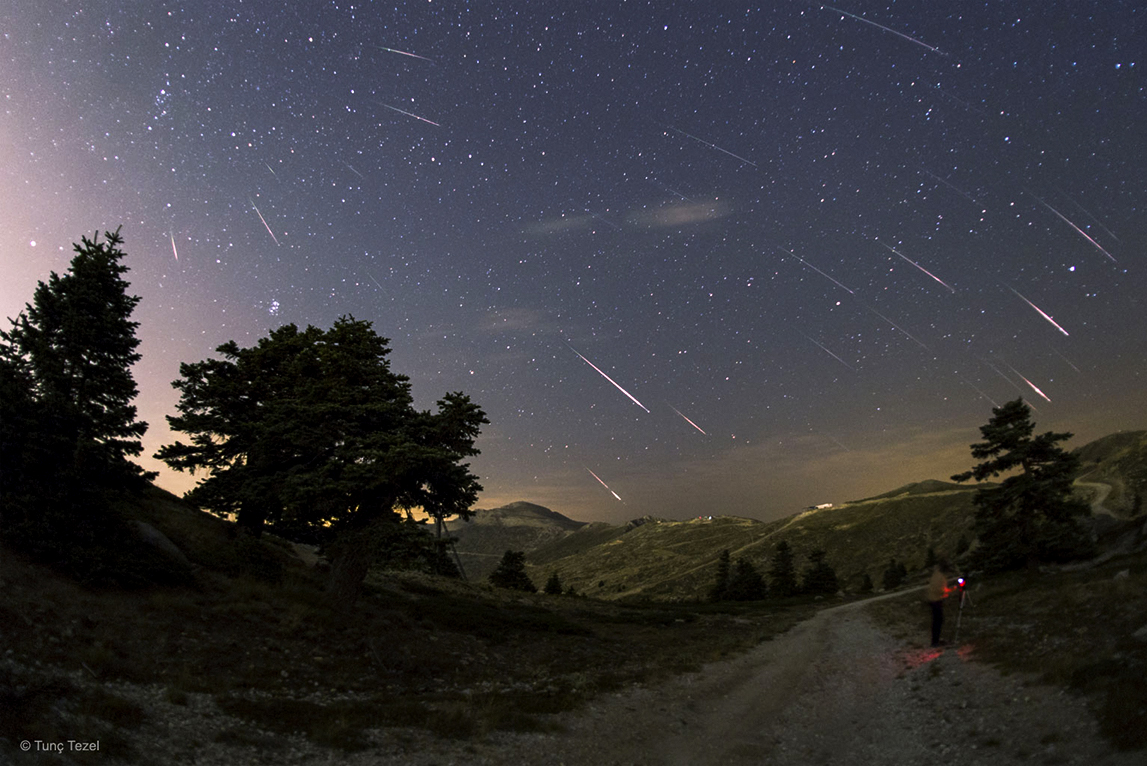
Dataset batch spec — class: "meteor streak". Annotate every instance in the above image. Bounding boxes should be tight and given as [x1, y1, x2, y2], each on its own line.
[864, 305, 933, 354]
[879, 242, 955, 293]
[372, 45, 435, 64]
[584, 208, 622, 231]
[586, 467, 622, 501]
[169, 231, 179, 261]
[249, 200, 281, 246]
[1054, 187, 1119, 242]
[566, 343, 650, 413]
[669, 405, 707, 435]
[1007, 287, 1069, 336]
[917, 167, 982, 208]
[982, 359, 1035, 408]
[827, 435, 851, 452]
[264, 162, 277, 177]
[663, 125, 758, 167]
[778, 247, 855, 295]
[1001, 360, 1052, 403]
[1049, 345, 1081, 373]
[956, 372, 999, 408]
[343, 161, 365, 179]
[381, 103, 440, 127]
[820, 5, 947, 55]
[1027, 192, 1116, 262]
[798, 331, 855, 371]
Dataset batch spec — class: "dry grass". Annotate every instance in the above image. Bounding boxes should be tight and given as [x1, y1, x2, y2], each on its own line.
[0, 541, 816, 756]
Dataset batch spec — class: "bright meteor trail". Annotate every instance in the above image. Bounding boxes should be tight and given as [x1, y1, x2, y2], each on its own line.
[1008, 287, 1070, 336]
[372, 45, 435, 64]
[249, 200, 280, 246]
[380, 104, 440, 127]
[668, 405, 708, 434]
[879, 242, 955, 293]
[169, 231, 179, 261]
[566, 343, 650, 413]
[1027, 192, 1116, 263]
[586, 467, 622, 501]
[1001, 360, 1053, 403]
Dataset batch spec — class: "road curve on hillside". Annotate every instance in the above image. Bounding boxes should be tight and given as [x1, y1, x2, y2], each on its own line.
[1076, 480, 1115, 516]
[465, 596, 1139, 766]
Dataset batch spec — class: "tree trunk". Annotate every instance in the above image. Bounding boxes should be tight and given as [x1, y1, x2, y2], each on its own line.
[326, 497, 400, 603]
[326, 522, 385, 603]
[235, 503, 266, 537]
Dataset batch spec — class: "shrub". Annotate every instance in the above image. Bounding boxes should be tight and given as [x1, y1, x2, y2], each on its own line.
[488, 551, 536, 592]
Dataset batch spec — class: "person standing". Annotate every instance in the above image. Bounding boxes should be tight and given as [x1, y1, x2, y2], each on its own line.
[927, 560, 951, 647]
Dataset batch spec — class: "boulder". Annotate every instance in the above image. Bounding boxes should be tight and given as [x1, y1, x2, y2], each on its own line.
[131, 520, 191, 567]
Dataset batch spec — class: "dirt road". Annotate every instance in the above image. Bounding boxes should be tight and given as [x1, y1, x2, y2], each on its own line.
[126, 593, 1141, 765]
[449, 597, 1138, 766]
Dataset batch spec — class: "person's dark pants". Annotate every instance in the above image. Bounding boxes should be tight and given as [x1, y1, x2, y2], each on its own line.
[930, 600, 944, 646]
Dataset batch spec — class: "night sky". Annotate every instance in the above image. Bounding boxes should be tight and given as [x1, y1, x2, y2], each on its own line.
[3, 2, 1144, 525]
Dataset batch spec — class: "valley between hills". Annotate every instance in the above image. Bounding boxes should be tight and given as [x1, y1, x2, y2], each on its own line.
[2, 431, 1145, 763]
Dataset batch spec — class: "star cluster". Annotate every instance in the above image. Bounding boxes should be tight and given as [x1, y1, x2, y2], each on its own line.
[2, 1, 1143, 522]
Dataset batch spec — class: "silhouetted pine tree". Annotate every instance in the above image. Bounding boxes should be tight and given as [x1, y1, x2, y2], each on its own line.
[489, 550, 536, 592]
[0, 229, 192, 586]
[953, 398, 1094, 571]
[727, 557, 768, 601]
[544, 571, 564, 595]
[882, 558, 906, 590]
[1, 227, 150, 489]
[801, 549, 839, 596]
[769, 541, 798, 597]
[709, 549, 732, 601]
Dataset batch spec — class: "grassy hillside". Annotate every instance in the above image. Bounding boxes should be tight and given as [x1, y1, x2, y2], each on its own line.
[1073, 430, 1147, 515]
[526, 483, 981, 601]
[449, 501, 587, 581]
[528, 515, 786, 600]
[523, 430, 1147, 603]
[0, 488, 813, 763]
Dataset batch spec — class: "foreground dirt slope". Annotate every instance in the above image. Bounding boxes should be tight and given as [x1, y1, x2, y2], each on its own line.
[12, 590, 1136, 765]
[438, 600, 1140, 766]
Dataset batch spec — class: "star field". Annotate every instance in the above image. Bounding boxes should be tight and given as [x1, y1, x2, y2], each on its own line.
[2, 2, 1144, 523]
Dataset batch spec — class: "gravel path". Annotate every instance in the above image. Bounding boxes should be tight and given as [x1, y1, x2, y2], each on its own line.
[28, 597, 1137, 765]
[434, 598, 1139, 766]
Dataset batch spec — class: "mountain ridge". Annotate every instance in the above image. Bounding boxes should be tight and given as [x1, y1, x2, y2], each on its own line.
[454, 430, 1147, 600]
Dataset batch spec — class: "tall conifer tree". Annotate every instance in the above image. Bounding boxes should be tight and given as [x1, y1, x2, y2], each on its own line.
[769, 540, 798, 597]
[1, 227, 150, 486]
[952, 398, 1092, 570]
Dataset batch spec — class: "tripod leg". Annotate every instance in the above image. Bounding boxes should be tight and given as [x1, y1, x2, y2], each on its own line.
[954, 592, 966, 643]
